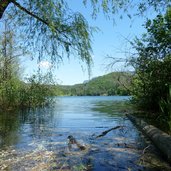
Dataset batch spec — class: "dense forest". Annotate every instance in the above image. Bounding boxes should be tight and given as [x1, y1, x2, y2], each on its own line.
[57, 72, 131, 96]
[129, 8, 171, 129]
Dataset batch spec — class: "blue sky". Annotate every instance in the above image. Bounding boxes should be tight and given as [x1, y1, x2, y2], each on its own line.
[1, 1, 157, 85]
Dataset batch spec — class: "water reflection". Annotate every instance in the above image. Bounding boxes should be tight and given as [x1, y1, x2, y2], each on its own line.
[0, 110, 20, 147]
[0, 107, 57, 149]
[0, 96, 170, 170]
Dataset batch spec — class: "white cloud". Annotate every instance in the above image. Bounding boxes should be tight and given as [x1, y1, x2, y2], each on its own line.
[38, 61, 52, 69]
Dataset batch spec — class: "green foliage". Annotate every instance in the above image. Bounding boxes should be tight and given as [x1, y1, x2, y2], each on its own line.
[159, 85, 171, 129]
[0, 0, 170, 109]
[131, 56, 171, 110]
[1, 0, 170, 72]
[21, 73, 55, 107]
[130, 8, 171, 128]
[57, 72, 131, 96]
[0, 72, 56, 109]
[0, 28, 56, 110]
[84, 0, 170, 18]
[5, 0, 93, 69]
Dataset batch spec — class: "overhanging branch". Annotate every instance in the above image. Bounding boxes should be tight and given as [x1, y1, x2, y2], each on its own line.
[11, 1, 68, 35]
[0, 0, 11, 19]
[10, 0, 71, 46]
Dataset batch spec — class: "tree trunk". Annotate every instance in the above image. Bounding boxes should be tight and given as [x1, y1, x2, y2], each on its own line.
[0, 0, 11, 19]
[127, 114, 171, 163]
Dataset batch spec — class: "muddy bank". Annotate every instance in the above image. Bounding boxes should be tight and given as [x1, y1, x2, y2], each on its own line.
[127, 114, 171, 163]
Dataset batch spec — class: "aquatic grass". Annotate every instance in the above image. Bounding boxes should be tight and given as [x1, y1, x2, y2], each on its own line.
[73, 164, 87, 171]
[92, 100, 133, 116]
[158, 85, 171, 132]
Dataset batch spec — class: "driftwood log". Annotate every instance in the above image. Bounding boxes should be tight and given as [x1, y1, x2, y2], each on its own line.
[126, 114, 171, 163]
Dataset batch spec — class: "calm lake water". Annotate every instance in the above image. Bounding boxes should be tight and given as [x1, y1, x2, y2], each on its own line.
[0, 96, 170, 170]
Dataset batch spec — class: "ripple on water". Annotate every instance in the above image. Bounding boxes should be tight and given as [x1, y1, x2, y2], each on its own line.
[0, 96, 170, 170]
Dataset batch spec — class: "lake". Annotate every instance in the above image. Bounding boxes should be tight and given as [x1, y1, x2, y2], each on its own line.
[0, 96, 170, 170]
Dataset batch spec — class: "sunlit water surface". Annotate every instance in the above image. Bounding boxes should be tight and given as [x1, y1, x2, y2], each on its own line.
[0, 96, 170, 170]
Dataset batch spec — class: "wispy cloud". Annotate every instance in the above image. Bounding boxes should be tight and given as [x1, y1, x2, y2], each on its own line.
[38, 61, 52, 69]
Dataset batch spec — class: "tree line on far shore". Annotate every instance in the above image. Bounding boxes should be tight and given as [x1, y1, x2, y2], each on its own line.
[57, 72, 131, 96]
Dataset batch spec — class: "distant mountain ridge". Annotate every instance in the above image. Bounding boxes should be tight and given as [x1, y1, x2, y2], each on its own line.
[56, 72, 131, 96]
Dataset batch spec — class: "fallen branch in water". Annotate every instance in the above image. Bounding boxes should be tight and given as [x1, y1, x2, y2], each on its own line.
[96, 126, 124, 138]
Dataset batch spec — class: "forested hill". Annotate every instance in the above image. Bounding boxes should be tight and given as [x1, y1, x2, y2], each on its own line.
[57, 72, 132, 96]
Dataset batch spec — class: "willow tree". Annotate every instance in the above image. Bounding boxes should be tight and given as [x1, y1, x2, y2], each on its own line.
[0, 0, 170, 68]
[0, 0, 93, 72]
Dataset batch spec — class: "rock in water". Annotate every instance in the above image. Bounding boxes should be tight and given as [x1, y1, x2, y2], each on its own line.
[67, 135, 86, 151]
